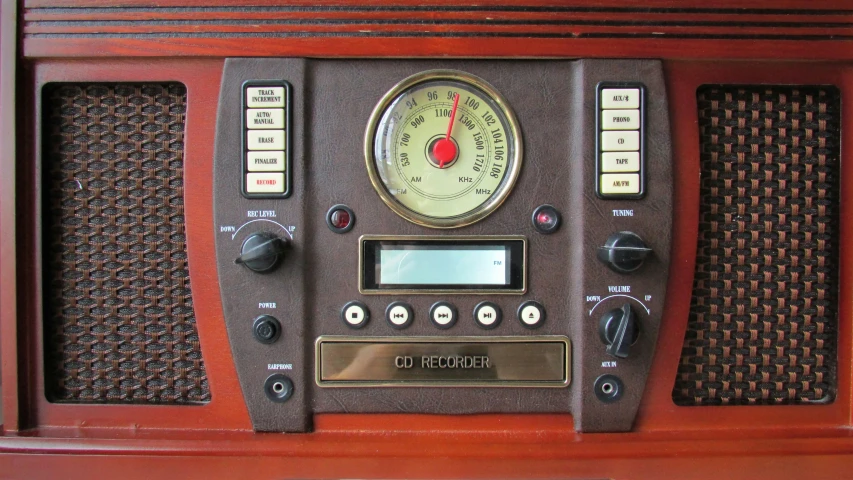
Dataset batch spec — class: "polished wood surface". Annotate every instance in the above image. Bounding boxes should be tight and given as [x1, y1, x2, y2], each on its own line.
[3, 419, 853, 480]
[19, 0, 853, 59]
[3, 1, 853, 478]
[1, 0, 20, 434]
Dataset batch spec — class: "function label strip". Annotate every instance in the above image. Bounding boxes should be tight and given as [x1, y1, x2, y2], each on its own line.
[596, 83, 646, 199]
[242, 80, 293, 198]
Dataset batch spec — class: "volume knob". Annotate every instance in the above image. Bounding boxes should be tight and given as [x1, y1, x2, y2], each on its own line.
[598, 303, 639, 359]
[235, 232, 287, 273]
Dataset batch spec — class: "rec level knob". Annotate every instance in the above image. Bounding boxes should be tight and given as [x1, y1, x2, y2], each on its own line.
[597, 231, 652, 274]
[235, 232, 288, 273]
[599, 303, 639, 359]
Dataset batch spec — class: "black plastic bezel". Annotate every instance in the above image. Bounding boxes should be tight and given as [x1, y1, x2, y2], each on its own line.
[594, 82, 647, 200]
[241, 80, 293, 199]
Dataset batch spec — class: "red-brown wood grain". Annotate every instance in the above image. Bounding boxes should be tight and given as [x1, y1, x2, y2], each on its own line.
[4, 1, 853, 477]
[18, 1, 853, 60]
[2, 417, 853, 479]
[21, 0, 853, 8]
[27, 37, 853, 61]
[0, 0, 20, 435]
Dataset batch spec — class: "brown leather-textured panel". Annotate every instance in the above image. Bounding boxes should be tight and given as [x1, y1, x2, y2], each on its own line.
[673, 86, 840, 405]
[42, 83, 210, 404]
[214, 59, 672, 432]
[214, 59, 310, 432]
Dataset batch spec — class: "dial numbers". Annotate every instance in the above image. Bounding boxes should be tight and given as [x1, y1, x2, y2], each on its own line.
[366, 71, 522, 228]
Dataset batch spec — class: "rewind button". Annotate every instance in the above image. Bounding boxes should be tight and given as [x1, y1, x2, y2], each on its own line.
[385, 301, 414, 329]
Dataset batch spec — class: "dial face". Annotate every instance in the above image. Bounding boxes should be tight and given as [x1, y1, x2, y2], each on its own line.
[365, 71, 522, 228]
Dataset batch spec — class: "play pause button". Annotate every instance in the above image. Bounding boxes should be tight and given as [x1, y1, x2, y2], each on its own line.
[341, 301, 369, 329]
[517, 301, 545, 328]
[474, 302, 502, 330]
[429, 302, 458, 329]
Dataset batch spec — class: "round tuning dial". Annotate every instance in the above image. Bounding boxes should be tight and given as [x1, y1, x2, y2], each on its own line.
[598, 303, 640, 359]
[235, 232, 288, 273]
[597, 231, 652, 274]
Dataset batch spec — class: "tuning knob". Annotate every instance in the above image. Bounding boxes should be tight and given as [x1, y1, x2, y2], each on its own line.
[597, 231, 652, 274]
[598, 303, 639, 359]
[235, 232, 287, 273]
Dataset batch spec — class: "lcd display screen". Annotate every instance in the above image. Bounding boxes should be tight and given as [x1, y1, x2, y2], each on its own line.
[361, 237, 525, 292]
[379, 245, 508, 285]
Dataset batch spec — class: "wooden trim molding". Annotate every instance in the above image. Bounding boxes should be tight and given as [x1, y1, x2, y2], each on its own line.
[20, 1, 853, 59]
[1, 0, 20, 434]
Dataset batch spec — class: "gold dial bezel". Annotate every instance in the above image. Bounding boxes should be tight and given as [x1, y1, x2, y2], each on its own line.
[364, 69, 524, 229]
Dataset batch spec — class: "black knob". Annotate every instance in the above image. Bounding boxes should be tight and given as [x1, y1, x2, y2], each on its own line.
[598, 303, 639, 358]
[235, 232, 287, 273]
[597, 231, 652, 274]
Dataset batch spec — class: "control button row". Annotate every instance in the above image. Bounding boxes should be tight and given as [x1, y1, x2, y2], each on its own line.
[244, 83, 290, 196]
[340, 301, 546, 330]
[598, 86, 643, 197]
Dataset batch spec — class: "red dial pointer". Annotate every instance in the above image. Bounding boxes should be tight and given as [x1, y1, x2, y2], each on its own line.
[433, 93, 460, 168]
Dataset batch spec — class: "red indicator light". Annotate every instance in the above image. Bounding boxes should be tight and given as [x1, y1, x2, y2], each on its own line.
[330, 209, 351, 229]
[537, 212, 552, 225]
[532, 205, 561, 234]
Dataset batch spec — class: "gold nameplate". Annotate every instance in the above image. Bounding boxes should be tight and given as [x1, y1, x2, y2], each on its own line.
[316, 336, 570, 387]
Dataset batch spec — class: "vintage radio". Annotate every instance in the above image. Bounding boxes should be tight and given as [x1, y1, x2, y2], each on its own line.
[1, 1, 851, 478]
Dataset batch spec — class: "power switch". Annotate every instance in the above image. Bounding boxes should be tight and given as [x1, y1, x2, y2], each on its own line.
[253, 315, 282, 344]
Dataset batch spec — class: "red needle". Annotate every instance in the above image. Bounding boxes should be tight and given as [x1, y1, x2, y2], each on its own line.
[433, 93, 460, 168]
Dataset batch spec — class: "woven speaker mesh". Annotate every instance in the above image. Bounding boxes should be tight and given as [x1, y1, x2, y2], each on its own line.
[672, 85, 840, 406]
[43, 83, 210, 404]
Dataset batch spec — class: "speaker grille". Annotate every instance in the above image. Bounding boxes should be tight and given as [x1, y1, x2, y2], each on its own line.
[42, 83, 210, 404]
[672, 85, 840, 406]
